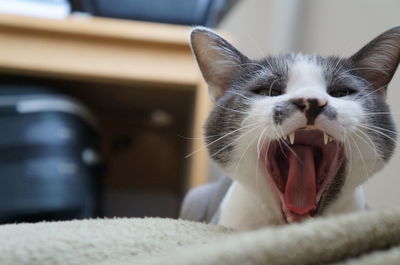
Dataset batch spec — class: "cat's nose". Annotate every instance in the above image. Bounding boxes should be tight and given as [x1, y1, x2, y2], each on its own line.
[292, 98, 328, 125]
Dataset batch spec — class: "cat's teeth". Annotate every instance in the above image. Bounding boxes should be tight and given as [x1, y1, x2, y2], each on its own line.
[323, 133, 335, 144]
[287, 215, 294, 223]
[323, 133, 329, 144]
[289, 133, 295, 144]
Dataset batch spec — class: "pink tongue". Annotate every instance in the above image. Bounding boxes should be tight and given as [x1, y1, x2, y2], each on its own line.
[284, 145, 317, 215]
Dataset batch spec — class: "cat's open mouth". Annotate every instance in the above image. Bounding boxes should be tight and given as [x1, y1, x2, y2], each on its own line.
[261, 129, 345, 223]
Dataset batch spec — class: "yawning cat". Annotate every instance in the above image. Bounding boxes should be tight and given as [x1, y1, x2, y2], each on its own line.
[180, 26, 399, 230]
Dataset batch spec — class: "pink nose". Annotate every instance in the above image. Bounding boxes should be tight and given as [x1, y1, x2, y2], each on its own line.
[291, 98, 328, 125]
[292, 98, 327, 110]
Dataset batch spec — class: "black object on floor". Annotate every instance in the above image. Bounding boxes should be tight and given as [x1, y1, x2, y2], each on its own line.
[0, 84, 103, 224]
[69, 0, 239, 27]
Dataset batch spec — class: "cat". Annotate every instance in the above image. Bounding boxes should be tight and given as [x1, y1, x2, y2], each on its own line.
[180, 26, 399, 230]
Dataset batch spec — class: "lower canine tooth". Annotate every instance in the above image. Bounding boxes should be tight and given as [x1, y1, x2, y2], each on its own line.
[287, 215, 294, 223]
[289, 133, 295, 144]
[328, 136, 334, 142]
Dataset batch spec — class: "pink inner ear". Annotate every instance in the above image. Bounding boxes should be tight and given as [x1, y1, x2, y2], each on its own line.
[190, 27, 250, 101]
[349, 26, 400, 89]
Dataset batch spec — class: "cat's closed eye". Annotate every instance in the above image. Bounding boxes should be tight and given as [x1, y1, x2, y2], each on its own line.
[329, 87, 357, 98]
[253, 82, 283, 97]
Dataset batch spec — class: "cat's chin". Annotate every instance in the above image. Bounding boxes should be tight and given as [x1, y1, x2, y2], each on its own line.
[260, 129, 345, 223]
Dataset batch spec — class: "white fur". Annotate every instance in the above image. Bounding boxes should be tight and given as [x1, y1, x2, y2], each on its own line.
[218, 55, 376, 230]
[218, 181, 283, 229]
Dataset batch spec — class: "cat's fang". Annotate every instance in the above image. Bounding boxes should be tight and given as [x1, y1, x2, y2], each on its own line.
[289, 133, 295, 144]
[285, 212, 313, 223]
[323, 133, 328, 144]
[286, 215, 294, 223]
[323, 132, 335, 144]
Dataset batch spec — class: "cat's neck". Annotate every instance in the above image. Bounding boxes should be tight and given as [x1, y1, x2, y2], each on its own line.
[218, 180, 367, 230]
[218, 181, 283, 229]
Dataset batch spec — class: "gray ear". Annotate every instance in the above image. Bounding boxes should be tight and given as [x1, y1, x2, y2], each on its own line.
[350, 26, 400, 94]
[190, 27, 249, 101]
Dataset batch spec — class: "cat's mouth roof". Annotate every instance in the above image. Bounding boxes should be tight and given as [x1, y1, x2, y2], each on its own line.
[261, 129, 345, 223]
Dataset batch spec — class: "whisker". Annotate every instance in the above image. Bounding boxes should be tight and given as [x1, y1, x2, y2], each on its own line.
[358, 123, 397, 135]
[264, 112, 276, 168]
[215, 104, 251, 115]
[232, 130, 259, 178]
[353, 112, 395, 116]
[276, 125, 302, 163]
[225, 90, 254, 101]
[240, 114, 256, 127]
[336, 72, 370, 86]
[353, 84, 388, 101]
[221, 61, 266, 69]
[185, 123, 259, 158]
[357, 124, 398, 144]
[271, 123, 285, 156]
[331, 56, 345, 77]
[267, 78, 280, 97]
[257, 127, 268, 159]
[344, 133, 353, 177]
[349, 134, 370, 181]
[352, 129, 381, 163]
[255, 126, 269, 193]
[338, 66, 389, 76]
[209, 126, 261, 158]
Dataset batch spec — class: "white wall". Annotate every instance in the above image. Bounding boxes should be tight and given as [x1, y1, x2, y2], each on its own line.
[219, 0, 302, 55]
[218, 0, 400, 208]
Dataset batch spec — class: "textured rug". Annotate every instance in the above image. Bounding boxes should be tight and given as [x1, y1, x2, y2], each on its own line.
[1, 208, 400, 265]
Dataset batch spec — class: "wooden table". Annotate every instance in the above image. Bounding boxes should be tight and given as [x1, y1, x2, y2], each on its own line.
[0, 14, 209, 193]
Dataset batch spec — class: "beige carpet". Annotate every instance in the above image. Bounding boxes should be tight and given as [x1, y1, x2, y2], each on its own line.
[1, 208, 400, 265]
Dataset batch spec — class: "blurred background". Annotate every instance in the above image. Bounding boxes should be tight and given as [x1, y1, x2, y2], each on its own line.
[0, 0, 398, 224]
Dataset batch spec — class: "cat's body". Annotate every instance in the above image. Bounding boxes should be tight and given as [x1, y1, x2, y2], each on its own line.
[180, 27, 400, 230]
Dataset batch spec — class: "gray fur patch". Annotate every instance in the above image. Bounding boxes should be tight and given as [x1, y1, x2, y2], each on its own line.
[205, 93, 250, 165]
[359, 93, 396, 162]
[322, 105, 337, 120]
[323, 56, 397, 162]
[273, 101, 297, 125]
[317, 161, 347, 214]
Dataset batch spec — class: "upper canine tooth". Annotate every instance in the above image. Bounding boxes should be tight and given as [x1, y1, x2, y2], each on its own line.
[289, 133, 295, 144]
[323, 132, 328, 144]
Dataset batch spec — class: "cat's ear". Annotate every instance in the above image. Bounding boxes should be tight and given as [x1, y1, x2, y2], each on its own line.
[350, 26, 400, 95]
[190, 27, 250, 101]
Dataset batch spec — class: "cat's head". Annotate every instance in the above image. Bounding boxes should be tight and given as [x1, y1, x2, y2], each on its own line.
[190, 26, 399, 223]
